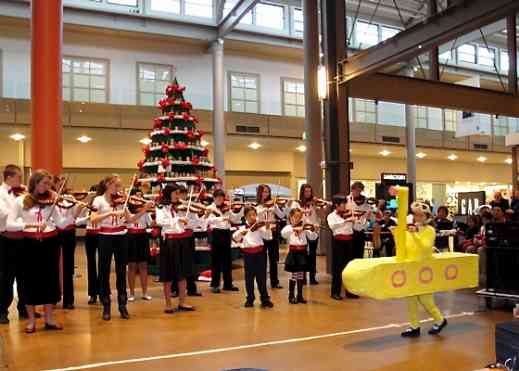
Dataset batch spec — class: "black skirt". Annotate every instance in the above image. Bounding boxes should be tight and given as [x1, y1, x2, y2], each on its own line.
[127, 233, 150, 263]
[159, 237, 195, 282]
[284, 249, 309, 273]
[23, 236, 61, 305]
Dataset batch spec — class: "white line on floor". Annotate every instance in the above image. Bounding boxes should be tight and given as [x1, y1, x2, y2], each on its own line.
[42, 311, 474, 371]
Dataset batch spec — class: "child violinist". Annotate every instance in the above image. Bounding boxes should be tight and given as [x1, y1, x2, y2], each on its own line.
[232, 206, 274, 308]
[281, 208, 318, 304]
[326, 195, 356, 300]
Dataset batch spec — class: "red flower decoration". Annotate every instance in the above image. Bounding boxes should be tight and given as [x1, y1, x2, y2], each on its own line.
[186, 130, 195, 140]
[157, 173, 166, 183]
[137, 160, 145, 170]
[161, 144, 170, 153]
[168, 111, 175, 119]
[153, 118, 162, 129]
[166, 85, 174, 95]
[182, 112, 190, 122]
[202, 148, 209, 157]
[161, 158, 171, 168]
[175, 142, 187, 150]
[163, 127, 171, 135]
[143, 146, 150, 156]
[191, 156, 200, 165]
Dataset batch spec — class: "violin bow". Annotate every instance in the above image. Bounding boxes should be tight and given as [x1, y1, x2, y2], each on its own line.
[185, 185, 194, 220]
[122, 174, 138, 213]
[45, 174, 69, 224]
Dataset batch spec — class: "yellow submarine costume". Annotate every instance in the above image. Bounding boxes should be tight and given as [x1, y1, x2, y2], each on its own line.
[342, 187, 479, 337]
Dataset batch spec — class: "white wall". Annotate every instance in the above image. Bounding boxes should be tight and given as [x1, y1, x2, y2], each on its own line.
[0, 29, 304, 115]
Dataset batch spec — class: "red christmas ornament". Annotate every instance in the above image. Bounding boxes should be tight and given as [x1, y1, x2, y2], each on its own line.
[161, 144, 170, 153]
[137, 160, 145, 170]
[163, 127, 171, 135]
[182, 112, 190, 122]
[186, 130, 194, 140]
[153, 118, 162, 129]
[175, 142, 187, 150]
[168, 111, 175, 119]
[161, 158, 171, 168]
[202, 148, 209, 157]
[191, 156, 200, 165]
[143, 146, 151, 156]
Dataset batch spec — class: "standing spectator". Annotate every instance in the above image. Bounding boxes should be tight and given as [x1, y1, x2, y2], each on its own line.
[434, 206, 454, 250]
[490, 191, 510, 213]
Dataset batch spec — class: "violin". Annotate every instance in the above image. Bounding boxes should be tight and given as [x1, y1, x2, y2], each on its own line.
[57, 195, 98, 212]
[337, 209, 353, 219]
[10, 185, 27, 197]
[110, 192, 126, 207]
[23, 191, 57, 209]
[293, 221, 317, 232]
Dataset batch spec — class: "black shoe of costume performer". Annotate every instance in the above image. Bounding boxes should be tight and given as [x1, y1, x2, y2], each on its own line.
[177, 305, 195, 312]
[223, 286, 239, 292]
[331, 294, 343, 301]
[296, 280, 307, 304]
[346, 293, 359, 299]
[244, 301, 254, 308]
[261, 300, 274, 309]
[88, 296, 97, 305]
[119, 306, 130, 319]
[188, 292, 202, 297]
[428, 319, 447, 335]
[288, 280, 297, 304]
[0, 314, 8, 324]
[401, 327, 421, 338]
[102, 305, 111, 321]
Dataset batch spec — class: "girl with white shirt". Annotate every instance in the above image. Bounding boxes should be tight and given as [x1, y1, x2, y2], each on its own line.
[233, 206, 273, 309]
[255, 184, 285, 289]
[127, 188, 154, 302]
[155, 184, 196, 313]
[91, 175, 152, 321]
[8, 169, 65, 333]
[282, 208, 318, 304]
[327, 195, 356, 301]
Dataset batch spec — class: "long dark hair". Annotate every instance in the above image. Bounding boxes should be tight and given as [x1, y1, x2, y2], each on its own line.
[299, 183, 314, 207]
[23, 169, 52, 209]
[96, 174, 119, 196]
[256, 184, 272, 204]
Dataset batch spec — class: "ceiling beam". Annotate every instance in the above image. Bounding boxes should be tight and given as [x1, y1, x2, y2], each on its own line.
[348, 73, 519, 117]
[217, 0, 260, 39]
[215, 0, 225, 23]
[339, 0, 519, 83]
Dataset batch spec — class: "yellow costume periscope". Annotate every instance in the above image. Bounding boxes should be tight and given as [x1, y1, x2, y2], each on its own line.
[342, 187, 479, 337]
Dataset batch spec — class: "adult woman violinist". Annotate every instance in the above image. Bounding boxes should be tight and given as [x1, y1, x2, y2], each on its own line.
[255, 184, 285, 289]
[287, 184, 322, 285]
[90, 175, 152, 321]
[7, 169, 66, 333]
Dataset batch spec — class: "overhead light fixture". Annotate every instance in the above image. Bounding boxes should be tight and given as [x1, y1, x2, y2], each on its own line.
[416, 152, 427, 159]
[505, 158, 513, 165]
[77, 135, 92, 143]
[317, 65, 327, 100]
[477, 156, 487, 163]
[448, 154, 458, 161]
[248, 142, 262, 150]
[200, 139, 209, 147]
[9, 133, 25, 141]
[296, 145, 307, 152]
[139, 138, 152, 145]
[379, 150, 391, 157]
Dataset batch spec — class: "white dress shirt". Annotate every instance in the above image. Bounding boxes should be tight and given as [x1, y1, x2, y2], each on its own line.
[233, 224, 272, 251]
[347, 195, 371, 232]
[206, 203, 243, 230]
[327, 210, 354, 237]
[281, 224, 318, 246]
[91, 196, 127, 235]
[127, 212, 152, 230]
[287, 200, 320, 226]
[7, 195, 66, 233]
[0, 183, 20, 232]
[256, 203, 285, 224]
[155, 205, 195, 236]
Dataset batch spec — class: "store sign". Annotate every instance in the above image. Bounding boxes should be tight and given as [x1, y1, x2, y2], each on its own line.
[457, 191, 486, 216]
[381, 173, 407, 182]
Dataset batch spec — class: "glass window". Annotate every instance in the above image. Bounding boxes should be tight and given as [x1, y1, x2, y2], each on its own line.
[282, 78, 304, 117]
[223, 0, 252, 23]
[416, 106, 428, 128]
[137, 63, 174, 106]
[444, 109, 457, 132]
[63, 56, 108, 103]
[185, 0, 213, 18]
[255, 3, 285, 30]
[500, 51, 509, 72]
[293, 8, 303, 36]
[494, 116, 510, 136]
[439, 50, 452, 62]
[458, 44, 476, 64]
[107, 0, 138, 6]
[150, 0, 181, 14]
[381, 26, 399, 41]
[354, 99, 376, 123]
[229, 72, 259, 114]
[478, 46, 495, 67]
[355, 21, 379, 48]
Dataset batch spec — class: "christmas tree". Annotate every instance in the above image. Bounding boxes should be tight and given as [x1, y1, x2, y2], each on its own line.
[137, 78, 219, 188]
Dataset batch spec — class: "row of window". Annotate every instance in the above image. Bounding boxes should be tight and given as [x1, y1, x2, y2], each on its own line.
[353, 20, 511, 73]
[69, 0, 303, 37]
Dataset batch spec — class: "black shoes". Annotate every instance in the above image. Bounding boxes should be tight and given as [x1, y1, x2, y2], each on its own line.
[401, 327, 421, 338]
[428, 319, 448, 335]
[211, 287, 221, 294]
[177, 305, 195, 312]
[346, 293, 359, 299]
[272, 284, 283, 289]
[331, 294, 343, 301]
[63, 303, 75, 310]
[244, 301, 254, 308]
[0, 314, 9, 324]
[102, 305, 111, 321]
[223, 286, 239, 292]
[119, 306, 130, 319]
[44, 323, 63, 331]
[188, 292, 202, 297]
[288, 280, 297, 304]
[88, 296, 97, 305]
[261, 300, 274, 309]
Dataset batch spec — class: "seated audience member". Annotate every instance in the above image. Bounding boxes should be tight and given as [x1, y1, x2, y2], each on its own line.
[490, 191, 510, 213]
[459, 215, 481, 253]
[434, 206, 454, 250]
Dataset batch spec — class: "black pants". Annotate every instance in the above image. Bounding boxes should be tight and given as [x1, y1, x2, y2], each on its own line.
[307, 238, 319, 279]
[243, 251, 268, 303]
[331, 238, 354, 296]
[264, 235, 280, 287]
[59, 229, 77, 305]
[0, 237, 25, 315]
[98, 234, 128, 306]
[210, 229, 233, 289]
[85, 234, 99, 298]
[353, 231, 366, 259]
